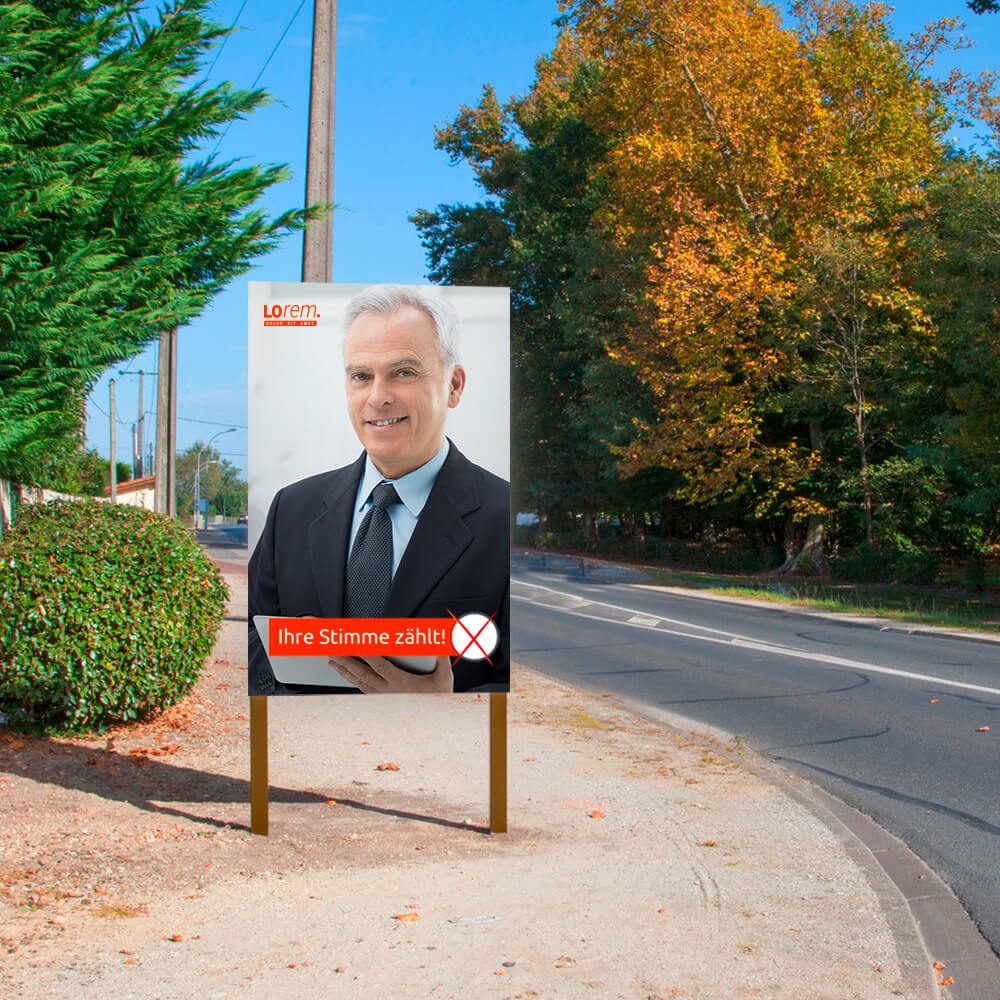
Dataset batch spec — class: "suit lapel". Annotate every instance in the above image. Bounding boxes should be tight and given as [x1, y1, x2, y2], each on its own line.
[384, 444, 480, 617]
[308, 453, 365, 616]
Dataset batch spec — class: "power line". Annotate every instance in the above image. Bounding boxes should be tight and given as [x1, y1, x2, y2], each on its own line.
[199, 0, 250, 85]
[250, 0, 308, 89]
[178, 416, 248, 429]
[210, 0, 309, 155]
[89, 398, 132, 429]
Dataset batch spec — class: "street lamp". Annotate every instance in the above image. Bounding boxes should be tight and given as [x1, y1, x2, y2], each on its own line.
[194, 427, 235, 529]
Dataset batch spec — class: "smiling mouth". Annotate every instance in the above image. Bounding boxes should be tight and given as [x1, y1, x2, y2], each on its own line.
[366, 416, 407, 427]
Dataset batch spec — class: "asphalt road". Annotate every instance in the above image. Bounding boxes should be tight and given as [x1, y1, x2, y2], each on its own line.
[510, 556, 1000, 962]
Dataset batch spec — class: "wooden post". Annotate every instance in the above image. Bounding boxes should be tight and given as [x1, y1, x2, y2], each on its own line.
[109, 379, 117, 502]
[489, 692, 508, 833]
[250, 696, 269, 835]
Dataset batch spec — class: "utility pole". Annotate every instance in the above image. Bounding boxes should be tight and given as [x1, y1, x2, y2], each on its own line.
[136, 369, 144, 478]
[254, 0, 339, 838]
[154, 329, 177, 515]
[109, 378, 117, 502]
[302, 0, 336, 283]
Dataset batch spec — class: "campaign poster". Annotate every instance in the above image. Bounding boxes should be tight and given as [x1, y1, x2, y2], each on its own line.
[247, 282, 510, 696]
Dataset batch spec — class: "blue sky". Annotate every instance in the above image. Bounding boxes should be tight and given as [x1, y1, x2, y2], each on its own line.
[84, 1, 999, 479]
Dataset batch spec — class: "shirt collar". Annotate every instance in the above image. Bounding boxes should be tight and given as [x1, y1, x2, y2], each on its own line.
[356, 439, 450, 517]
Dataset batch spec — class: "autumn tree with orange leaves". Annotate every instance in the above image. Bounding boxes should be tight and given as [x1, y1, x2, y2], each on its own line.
[416, 0, 1000, 577]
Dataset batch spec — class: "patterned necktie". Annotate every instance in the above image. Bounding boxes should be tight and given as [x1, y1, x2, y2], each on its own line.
[344, 481, 402, 617]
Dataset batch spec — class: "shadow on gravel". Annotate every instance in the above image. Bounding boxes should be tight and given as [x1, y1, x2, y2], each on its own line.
[0, 738, 487, 834]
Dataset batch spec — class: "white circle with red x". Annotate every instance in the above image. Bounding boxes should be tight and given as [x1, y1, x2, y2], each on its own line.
[451, 613, 499, 661]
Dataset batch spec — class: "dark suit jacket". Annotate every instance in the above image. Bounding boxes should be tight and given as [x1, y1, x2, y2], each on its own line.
[248, 441, 509, 695]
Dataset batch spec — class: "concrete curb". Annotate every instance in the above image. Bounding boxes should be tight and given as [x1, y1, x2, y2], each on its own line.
[598, 688, 1000, 1000]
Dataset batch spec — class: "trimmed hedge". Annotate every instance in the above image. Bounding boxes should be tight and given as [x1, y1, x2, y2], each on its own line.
[0, 500, 228, 734]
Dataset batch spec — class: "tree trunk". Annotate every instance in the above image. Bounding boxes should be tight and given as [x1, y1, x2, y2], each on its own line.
[855, 400, 874, 547]
[776, 515, 830, 576]
[775, 420, 829, 575]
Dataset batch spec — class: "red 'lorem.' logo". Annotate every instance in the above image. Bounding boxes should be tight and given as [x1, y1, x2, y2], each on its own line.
[263, 303, 320, 327]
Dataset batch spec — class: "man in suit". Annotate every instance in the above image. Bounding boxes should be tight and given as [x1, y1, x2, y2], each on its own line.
[248, 285, 509, 695]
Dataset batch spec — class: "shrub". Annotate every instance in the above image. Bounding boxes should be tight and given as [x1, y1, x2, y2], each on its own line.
[833, 547, 940, 586]
[0, 500, 228, 734]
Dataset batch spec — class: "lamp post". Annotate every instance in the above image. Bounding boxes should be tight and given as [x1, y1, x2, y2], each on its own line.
[195, 458, 220, 529]
[194, 427, 235, 529]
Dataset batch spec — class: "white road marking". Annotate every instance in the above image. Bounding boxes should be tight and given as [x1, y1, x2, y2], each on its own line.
[514, 579, 787, 644]
[512, 580, 1000, 698]
[628, 615, 660, 626]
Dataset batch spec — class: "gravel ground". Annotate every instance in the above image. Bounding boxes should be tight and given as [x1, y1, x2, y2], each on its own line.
[0, 569, 941, 999]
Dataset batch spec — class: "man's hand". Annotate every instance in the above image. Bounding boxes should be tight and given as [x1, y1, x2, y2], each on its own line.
[330, 655, 454, 694]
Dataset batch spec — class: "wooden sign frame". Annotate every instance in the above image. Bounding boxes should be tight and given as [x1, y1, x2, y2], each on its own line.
[249, 692, 507, 835]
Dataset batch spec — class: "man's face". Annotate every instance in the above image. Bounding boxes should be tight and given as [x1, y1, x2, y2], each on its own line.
[344, 305, 465, 479]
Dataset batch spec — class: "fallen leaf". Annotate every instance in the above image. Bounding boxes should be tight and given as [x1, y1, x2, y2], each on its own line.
[335, 966, 346, 974]
[976, 726, 990, 733]
[589, 810, 605, 819]
[287, 963, 297, 969]
[929, 699, 940, 704]
[128, 744, 180, 758]
[167, 933, 183, 942]
[124, 958, 139, 965]
[933, 962, 946, 971]
[376, 762, 400, 772]
[938, 976, 954, 986]
[325, 799, 337, 806]
[494, 970, 506, 976]
[392, 913, 419, 922]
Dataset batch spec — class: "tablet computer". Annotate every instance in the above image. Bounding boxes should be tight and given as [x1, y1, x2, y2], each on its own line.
[252, 616, 438, 688]
[253, 615, 356, 688]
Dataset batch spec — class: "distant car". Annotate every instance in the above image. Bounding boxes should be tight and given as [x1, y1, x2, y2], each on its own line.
[237, 514, 248, 525]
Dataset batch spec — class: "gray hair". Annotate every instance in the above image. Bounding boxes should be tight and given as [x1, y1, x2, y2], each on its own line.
[342, 284, 461, 368]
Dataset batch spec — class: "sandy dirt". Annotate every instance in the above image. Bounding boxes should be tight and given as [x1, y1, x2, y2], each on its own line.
[0, 573, 938, 999]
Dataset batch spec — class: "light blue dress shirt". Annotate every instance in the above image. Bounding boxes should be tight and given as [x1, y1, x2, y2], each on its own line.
[348, 439, 450, 576]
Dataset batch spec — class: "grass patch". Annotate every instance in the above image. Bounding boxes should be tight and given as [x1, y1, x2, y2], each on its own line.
[638, 566, 1000, 632]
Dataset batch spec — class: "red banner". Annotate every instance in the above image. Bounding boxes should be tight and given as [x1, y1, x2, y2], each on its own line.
[269, 617, 455, 656]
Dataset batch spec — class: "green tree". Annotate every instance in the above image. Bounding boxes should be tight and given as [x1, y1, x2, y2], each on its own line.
[413, 41, 656, 536]
[911, 157, 1000, 561]
[0, 0, 317, 483]
[175, 441, 244, 523]
[416, 0, 999, 572]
